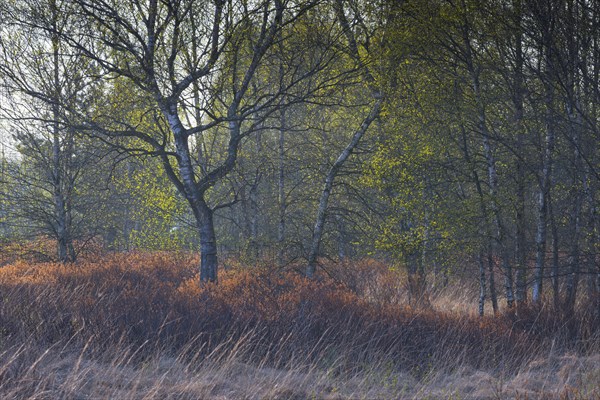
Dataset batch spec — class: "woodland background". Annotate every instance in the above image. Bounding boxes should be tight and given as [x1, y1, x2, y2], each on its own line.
[1, 0, 600, 398]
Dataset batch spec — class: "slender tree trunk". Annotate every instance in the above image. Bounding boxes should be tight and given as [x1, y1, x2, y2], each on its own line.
[241, 178, 260, 262]
[240, 186, 253, 258]
[277, 108, 286, 266]
[64, 174, 76, 261]
[480, 94, 514, 308]
[585, 176, 599, 298]
[513, 0, 527, 305]
[459, 123, 496, 312]
[514, 157, 527, 305]
[53, 136, 69, 263]
[462, 18, 514, 307]
[306, 166, 334, 277]
[406, 245, 427, 307]
[478, 252, 486, 317]
[336, 214, 346, 260]
[190, 15, 207, 176]
[532, 41, 556, 303]
[0, 143, 6, 238]
[483, 131, 514, 309]
[249, 188, 259, 261]
[307, 0, 383, 277]
[306, 98, 382, 277]
[488, 247, 499, 315]
[565, 101, 583, 311]
[563, 0, 584, 311]
[549, 195, 560, 309]
[64, 127, 76, 261]
[533, 184, 549, 303]
[51, 0, 74, 263]
[250, 134, 262, 260]
[565, 189, 582, 311]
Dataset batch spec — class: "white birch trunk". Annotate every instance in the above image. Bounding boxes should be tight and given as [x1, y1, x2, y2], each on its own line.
[306, 98, 382, 277]
[306, 0, 382, 277]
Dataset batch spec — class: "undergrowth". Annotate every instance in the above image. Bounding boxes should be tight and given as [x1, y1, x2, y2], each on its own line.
[0, 252, 598, 399]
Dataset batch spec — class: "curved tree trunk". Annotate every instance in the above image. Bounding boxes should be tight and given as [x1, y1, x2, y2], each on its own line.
[306, 98, 382, 277]
[306, 0, 383, 277]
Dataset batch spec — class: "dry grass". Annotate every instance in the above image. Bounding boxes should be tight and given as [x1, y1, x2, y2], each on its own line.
[0, 252, 599, 399]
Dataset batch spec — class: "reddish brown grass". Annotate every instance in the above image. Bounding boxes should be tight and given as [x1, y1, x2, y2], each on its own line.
[0, 252, 598, 398]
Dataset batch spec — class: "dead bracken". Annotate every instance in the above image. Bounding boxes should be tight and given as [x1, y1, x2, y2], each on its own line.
[0, 252, 598, 399]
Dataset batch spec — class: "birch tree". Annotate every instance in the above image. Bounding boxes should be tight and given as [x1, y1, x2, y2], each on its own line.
[306, 0, 385, 277]
[0, 0, 102, 262]
[4, 0, 343, 282]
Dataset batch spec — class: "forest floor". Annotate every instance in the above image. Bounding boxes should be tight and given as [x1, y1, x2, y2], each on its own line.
[0, 251, 599, 399]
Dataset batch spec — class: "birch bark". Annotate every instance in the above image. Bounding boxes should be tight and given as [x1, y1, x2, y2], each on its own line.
[306, 0, 383, 277]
